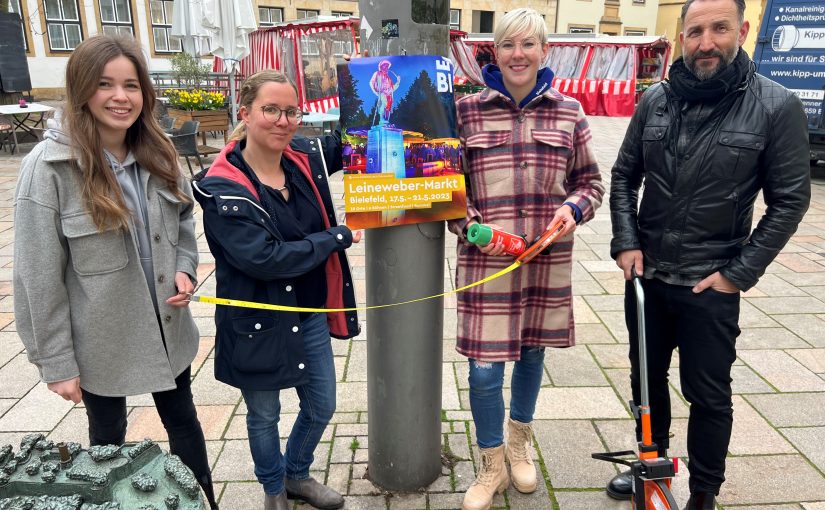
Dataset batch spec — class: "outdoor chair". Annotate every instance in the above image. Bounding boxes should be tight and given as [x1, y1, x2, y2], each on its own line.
[159, 115, 176, 132]
[168, 120, 205, 177]
[0, 116, 13, 153]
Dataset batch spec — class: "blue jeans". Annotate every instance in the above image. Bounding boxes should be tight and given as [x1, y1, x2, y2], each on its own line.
[241, 313, 336, 495]
[468, 346, 546, 449]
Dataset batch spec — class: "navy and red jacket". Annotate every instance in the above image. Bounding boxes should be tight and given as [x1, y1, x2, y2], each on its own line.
[192, 134, 359, 390]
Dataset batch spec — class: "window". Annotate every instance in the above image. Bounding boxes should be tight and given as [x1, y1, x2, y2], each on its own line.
[99, 0, 134, 36]
[331, 11, 352, 18]
[472, 10, 494, 33]
[296, 9, 319, 19]
[150, 0, 181, 53]
[44, 0, 83, 51]
[625, 29, 646, 36]
[568, 25, 594, 34]
[449, 9, 460, 29]
[9, 0, 28, 51]
[332, 39, 353, 56]
[259, 6, 283, 26]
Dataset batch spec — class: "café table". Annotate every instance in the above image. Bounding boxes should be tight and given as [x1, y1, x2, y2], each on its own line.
[0, 103, 55, 154]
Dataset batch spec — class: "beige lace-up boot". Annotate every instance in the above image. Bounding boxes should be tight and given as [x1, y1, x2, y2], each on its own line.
[462, 444, 509, 510]
[505, 418, 538, 493]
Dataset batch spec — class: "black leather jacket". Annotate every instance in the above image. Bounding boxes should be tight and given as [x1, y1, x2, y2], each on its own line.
[610, 67, 811, 291]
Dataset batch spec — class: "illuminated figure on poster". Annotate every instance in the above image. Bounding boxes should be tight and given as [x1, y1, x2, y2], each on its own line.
[370, 60, 401, 125]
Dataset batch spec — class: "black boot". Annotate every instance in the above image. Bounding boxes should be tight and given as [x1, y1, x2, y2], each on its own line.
[606, 470, 632, 500]
[198, 474, 219, 510]
[683, 492, 716, 510]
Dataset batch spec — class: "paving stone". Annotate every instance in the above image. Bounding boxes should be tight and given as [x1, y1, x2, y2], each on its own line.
[753, 274, 811, 297]
[739, 300, 781, 328]
[326, 462, 350, 494]
[589, 344, 631, 369]
[738, 350, 825, 392]
[212, 439, 256, 482]
[747, 393, 825, 427]
[453, 460, 475, 492]
[336, 423, 369, 436]
[748, 296, 825, 315]
[47, 408, 89, 445]
[574, 322, 617, 344]
[595, 311, 630, 343]
[534, 387, 627, 419]
[337, 382, 368, 413]
[603, 368, 690, 419]
[0, 331, 24, 367]
[0, 353, 39, 398]
[505, 471, 552, 509]
[217, 481, 262, 508]
[341, 496, 387, 510]
[721, 455, 825, 505]
[388, 493, 427, 510]
[443, 362, 461, 410]
[731, 364, 775, 394]
[347, 341, 367, 381]
[427, 492, 464, 509]
[191, 359, 242, 405]
[596, 272, 628, 295]
[595, 418, 689, 458]
[737, 328, 811, 349]
[545, 345, 608, 387]
[781, 427, 825, 472]
[729, 396, 795, 455]
[786, 348, 825, 374]
[0, 383, 74, 431]
[0, 398, 14, 419]
[554, 491, 636, 509]
[572, 296, 600, 324]
[533, 419, 619, 488]
[446, 432, 471, 461]
[802, 503, 825, 509]
[727, 506, 803, 510]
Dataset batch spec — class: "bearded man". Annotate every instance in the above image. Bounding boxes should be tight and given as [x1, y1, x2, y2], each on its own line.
[605, 0, 810, 508]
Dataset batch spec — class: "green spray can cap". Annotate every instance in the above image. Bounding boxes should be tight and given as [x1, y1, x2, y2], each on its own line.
[466, 223, 493, 246]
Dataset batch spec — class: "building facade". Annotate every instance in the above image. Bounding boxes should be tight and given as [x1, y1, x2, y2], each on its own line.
[13, 0, 667, 99]
[656, 0, 766, 61]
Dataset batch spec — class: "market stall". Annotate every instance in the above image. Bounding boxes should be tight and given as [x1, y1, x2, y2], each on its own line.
[463, 34, 671, 116]
[213, 16, 359, 113]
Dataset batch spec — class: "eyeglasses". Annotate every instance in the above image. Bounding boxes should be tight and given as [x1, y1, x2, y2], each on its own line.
[260, 105, 304, 123]
[496, 39, 541, 54]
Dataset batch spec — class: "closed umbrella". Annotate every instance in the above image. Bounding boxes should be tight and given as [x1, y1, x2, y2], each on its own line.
[202, 0, 257, 126]
[170, 0, 210, 56]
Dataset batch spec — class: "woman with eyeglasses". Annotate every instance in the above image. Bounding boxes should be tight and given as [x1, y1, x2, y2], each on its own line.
[192, 70, 360, 510]
[449, 9, 604, 510]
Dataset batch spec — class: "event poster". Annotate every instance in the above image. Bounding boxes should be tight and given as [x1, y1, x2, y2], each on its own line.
[336, 55, 467, 229]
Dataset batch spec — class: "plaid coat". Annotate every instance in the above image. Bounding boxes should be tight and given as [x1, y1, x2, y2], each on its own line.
[450, 87, 604, 361]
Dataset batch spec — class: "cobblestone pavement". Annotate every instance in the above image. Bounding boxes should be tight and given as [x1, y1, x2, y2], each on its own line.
[0, 115, 824, 509]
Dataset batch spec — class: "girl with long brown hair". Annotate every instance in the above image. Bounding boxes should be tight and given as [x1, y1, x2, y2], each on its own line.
[14, 35, 218, 509]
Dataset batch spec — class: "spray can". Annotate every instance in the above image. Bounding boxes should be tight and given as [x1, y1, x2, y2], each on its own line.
[466, 223, 527, 256]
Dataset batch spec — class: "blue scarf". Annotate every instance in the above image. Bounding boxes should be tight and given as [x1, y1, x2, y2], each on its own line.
[482, 64, 555, 108]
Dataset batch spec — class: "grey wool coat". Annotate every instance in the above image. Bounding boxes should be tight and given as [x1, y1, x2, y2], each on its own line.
[13, 135, 200, 397]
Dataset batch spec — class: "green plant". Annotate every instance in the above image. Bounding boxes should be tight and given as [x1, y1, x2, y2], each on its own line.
[165, 89, 225, 111]
[349, 438, 360, 452]
[169, 52, 212, 88]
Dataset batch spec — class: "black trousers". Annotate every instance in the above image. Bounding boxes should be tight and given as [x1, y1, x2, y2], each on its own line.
[625, 278, 740, 494]
[81, 366, 212, 486]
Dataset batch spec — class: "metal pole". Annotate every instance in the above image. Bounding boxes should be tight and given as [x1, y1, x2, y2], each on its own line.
[359, 0, 451, 491]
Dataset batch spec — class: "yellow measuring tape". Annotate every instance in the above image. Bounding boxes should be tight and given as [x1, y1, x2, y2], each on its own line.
[192, 260, 522, 313]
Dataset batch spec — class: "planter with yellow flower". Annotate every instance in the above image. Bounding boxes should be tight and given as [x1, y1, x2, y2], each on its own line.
[165, 89, 230, 145]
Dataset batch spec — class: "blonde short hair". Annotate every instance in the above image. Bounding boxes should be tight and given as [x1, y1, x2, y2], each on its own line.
[494, 8, 547, 46]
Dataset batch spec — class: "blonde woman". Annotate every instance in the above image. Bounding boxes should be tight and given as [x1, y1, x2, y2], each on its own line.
[450, 9, 604, 510]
